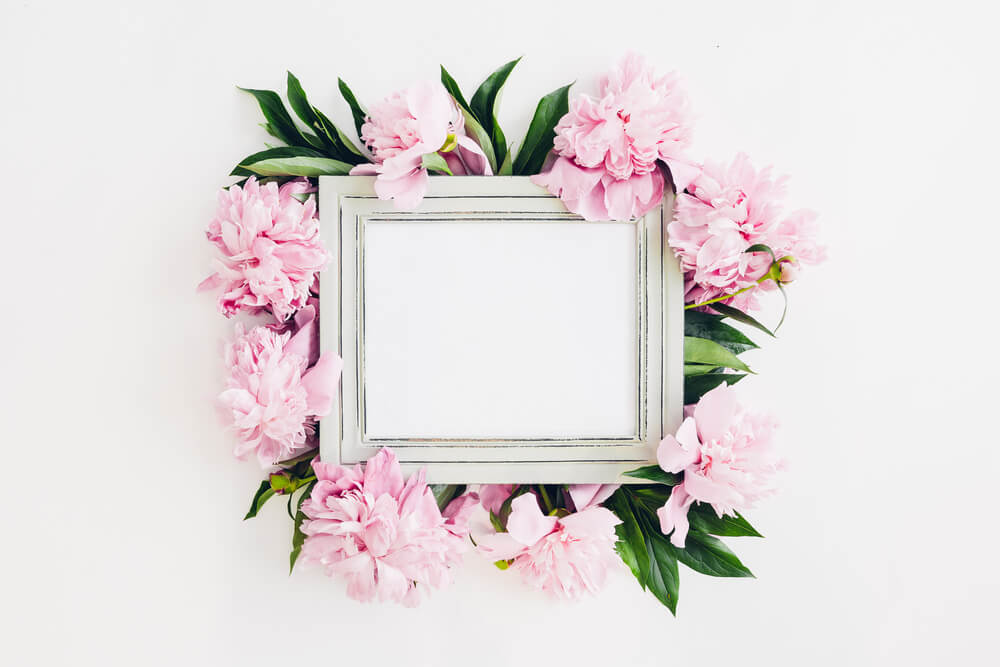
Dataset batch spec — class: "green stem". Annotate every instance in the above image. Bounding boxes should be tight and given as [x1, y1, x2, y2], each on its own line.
[684, 284, 759, 310]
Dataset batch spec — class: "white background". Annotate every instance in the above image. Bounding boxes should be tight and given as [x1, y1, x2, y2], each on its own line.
[2, 1, 998, 665]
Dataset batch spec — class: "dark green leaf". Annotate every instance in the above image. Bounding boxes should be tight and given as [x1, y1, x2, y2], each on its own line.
[684, 311, 758, 355]
[745, 243, 776, 263]
[624, 465, 682, 486]
[513, 83, 571, 175]
[421, 152, 454, 175]
[606, 489, 650, 589]
[687, 504, 763, 538]
[628, 485, 673, 513]
[710, 302, 775, 338]
[239, 87, 308, 148]
[632, 498, 680, 614]
[289, 481, 315, 574]
[338, 78, 368, 139]
[439, 65, 471, 112]
[684, 372, 746, 404]
[685, 337, 753, 373]
[673, 532, 754, 578]
[244, 480, 275, 520]
[470, 57, 521, 166]
[430, 484, 466, 512]
[685, 363, 721, 376]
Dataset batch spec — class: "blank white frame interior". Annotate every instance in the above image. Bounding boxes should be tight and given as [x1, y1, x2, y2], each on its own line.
[319, 176, 683, 484]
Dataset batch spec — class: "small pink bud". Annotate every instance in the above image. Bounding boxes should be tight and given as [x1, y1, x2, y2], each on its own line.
[779, 260, 800, 284]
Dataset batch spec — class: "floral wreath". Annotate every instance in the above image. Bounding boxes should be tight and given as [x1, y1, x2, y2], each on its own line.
[200, 54, 824, 613]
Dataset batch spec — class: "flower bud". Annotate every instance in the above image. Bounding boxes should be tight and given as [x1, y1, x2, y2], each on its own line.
[778, 259, 799, 284]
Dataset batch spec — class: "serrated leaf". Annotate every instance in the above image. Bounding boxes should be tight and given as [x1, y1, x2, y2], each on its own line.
[240, 156, 353, 177]
[685, 337, 753, 373]
[470, 57, 521, 166]
[687, 504, 763, 538]
[710, 302, 776, 338]
[684, 372, 747, 404]
[244, 480, 275, 520]
[684, 310, 758, 355]
[673, 532, 754, 578]
[421, 152, 454, 175]
[624, 465, 682, 486]
[239, 87, 308, 148]
[513, 83, 571, 175]
[338, 78, 368, 139]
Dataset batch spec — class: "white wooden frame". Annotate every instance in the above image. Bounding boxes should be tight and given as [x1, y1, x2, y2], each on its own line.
[319, 176, 683, 483]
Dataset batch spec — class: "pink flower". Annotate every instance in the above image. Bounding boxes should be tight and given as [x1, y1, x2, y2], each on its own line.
[478, 484, 514, 515]
[476, 490, 621, 600]
[219, 304, 342, 467]
[299, 448, 469, 607]
[350, 80, 491, 210]
[532, 53, 696, 221]
[199, 177, 329, 321]
[656, 385, 780, 547]
[667, 153, 825, 311]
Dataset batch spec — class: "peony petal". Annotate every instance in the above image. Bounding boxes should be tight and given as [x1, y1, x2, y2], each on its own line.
[362, 447, 405, 499]
[657, 483, 695, 547]
[657, 417, 701, 472]
[505, 493, 557, 546]
[300, 352, 343, 416]
[568, 484, 619, 511]
[559, 506, 621, 539]
[374, 166, 429, 211]
[693, 384, 739, 444]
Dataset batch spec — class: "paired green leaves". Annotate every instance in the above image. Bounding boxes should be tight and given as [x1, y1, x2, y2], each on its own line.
[513, 83, 571, 175]
[236, 73, 367, 181]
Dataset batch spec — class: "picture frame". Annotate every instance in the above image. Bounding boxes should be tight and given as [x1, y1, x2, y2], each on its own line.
[319, 175, 684, 483]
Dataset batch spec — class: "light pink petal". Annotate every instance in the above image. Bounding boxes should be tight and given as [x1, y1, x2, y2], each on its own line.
[559, 506, 621, 539]
[505, 493, 557, 546]
[362, 447, 405, 499]
[349, 163, 379, 175]
[568, 484, 619, 511]
[657, 417, 701, 473]
[693, 384, 739, 444]
[406, 80, 451, 150]
[300, 352, 343, 416]
[664, 158, 701, 193]
[477, 484, 513, 515]
[442, 492, 480, 536]
[374, 167, 429, 211]
[657, 483, 695, 547]
[475, 532, 528, 561]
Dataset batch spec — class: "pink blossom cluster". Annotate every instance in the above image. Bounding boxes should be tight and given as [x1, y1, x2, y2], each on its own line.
[667, 153, 825, 311]
[200, 177, 329, 321]
[350, 80, 491, 209]
[299, 448, 477, 607]
[475, 484, 621, 600]
[657, 385, 781, 547]
[532, 53, 696, 221]
[219, 303, 342, 467]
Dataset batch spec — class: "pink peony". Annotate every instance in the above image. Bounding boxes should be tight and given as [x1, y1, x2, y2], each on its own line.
[350, 80, 491, 210]
[532, 53, 696, 221]
[667, 153, 825, 311]
[476, 489, 621, 600]
[219, 304, 342, 467]
[200, 177, 329, 321]
[299, 448, 469, 607]
[656, 385, 781, 547]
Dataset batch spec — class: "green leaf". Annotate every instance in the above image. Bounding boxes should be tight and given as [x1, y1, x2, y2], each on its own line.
[288, 481, 315, 574]
[687, 504, 763, 538]
[745, 243, 776, 263]
[231, 146, 323, 176]
[685, 337, 753, 373]
[338, 78, 368, 139]
[632, 498, 680, 614]
[606, 489, 650, 589]
[684, 372, 746, 404]
[421, 152, 454, 175]
[710, 302, 775, 338]
[624, 465, 682, 486]
[239, 87, 308, 148]
[498, 145, 514, 175]
[673, 532, 754, 578]
[440, 65, 471, 113]
[240, 155, 353, 177]
[244, 480, 275, 520]
[685, 363, 721, 376]
[513, 83, 571, 175]
[285, 72, 326, 148]
[459, 108, 497, 173]
[628, 485, 673, 514]
[684, 311, 758, 355]
[470, 57, 521, 166]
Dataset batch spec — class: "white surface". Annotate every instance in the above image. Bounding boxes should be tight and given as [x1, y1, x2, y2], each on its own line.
[362, 218, 638, 439]
[2, 1, 998, 666]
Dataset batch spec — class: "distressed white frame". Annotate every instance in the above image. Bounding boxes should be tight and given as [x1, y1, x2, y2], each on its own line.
[319, 176, 683, 483]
